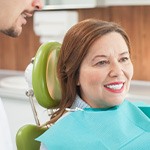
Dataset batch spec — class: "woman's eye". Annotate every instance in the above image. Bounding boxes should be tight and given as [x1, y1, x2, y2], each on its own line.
[120, 57, 129, 63]
[96, 60, 109, 66]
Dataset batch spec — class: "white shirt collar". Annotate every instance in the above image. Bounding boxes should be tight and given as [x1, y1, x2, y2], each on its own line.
[70, 95, 90, 109]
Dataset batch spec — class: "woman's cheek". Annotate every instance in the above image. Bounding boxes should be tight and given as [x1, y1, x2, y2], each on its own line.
[83, 70, 102, 85]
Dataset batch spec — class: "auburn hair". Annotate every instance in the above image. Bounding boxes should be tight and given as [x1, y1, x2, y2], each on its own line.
[49, 19, 130, 123]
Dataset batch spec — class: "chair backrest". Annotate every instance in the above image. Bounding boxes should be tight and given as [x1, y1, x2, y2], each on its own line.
[16, 42, 61, 150]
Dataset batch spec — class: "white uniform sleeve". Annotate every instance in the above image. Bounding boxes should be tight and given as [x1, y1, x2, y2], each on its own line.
[0, 98, 13, 150]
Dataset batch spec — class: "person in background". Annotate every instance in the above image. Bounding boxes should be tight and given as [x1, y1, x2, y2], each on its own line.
[0, 0, 43, 37]
[37, 19, 150, 149]
[0, 0, 43, 149]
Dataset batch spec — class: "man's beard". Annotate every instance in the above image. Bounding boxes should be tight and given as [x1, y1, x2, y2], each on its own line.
[1, 27, 20, 37]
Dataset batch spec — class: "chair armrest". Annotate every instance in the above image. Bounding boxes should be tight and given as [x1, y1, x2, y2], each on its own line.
[16, 124, 47, 150]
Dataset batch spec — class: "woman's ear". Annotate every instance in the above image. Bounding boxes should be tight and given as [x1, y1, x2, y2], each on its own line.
[76, 72, 80, 86]
[76, 80, 80, 86]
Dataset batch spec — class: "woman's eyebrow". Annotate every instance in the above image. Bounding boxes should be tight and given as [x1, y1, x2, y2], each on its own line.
[120, 51, 129, 56]
[92, 51, 129, 61]
[92, 55, 108, 61]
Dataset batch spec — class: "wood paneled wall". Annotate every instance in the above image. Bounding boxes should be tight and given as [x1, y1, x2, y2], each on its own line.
[78, 6, 150, 81]
[0, 6, 150, 81]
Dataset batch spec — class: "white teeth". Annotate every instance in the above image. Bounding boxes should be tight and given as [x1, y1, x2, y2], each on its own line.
[22, 14, 26, 18]
[106, 84, 123, 90]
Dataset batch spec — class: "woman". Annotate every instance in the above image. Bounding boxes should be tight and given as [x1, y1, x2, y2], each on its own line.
[38, 19, 150, 150]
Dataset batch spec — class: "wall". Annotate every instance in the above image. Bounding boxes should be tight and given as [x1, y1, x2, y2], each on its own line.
[78, 6, 150, 81]
[0, 6, 150, 80]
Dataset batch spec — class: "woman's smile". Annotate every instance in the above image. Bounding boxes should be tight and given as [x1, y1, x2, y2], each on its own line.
[104, 82, 124, 93]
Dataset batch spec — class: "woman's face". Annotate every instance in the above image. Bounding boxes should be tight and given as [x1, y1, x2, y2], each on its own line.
[77, 32, 133, 108]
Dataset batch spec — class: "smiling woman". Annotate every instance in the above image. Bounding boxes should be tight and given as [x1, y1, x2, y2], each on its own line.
[78, 32, 133, 108]
[35, 19, 150, 150]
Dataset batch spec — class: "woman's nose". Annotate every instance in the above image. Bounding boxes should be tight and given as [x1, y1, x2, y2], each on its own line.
[109, 62, 123, 77]
[32, 0, 43, 10]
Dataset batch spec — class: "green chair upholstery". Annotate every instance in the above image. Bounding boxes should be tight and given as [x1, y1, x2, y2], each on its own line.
[16, 42, 61, 150]
[16, 125, 47, 150]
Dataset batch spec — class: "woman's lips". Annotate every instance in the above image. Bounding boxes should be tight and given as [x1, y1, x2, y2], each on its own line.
[104, 82, 124, 93]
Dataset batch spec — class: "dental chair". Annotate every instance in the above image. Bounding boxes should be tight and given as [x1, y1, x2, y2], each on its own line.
[16, 42, 150, 150]
[16, 42, 61, 150]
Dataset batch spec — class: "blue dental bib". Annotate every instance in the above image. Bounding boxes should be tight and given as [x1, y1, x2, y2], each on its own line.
[37, 100, 150, 150]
